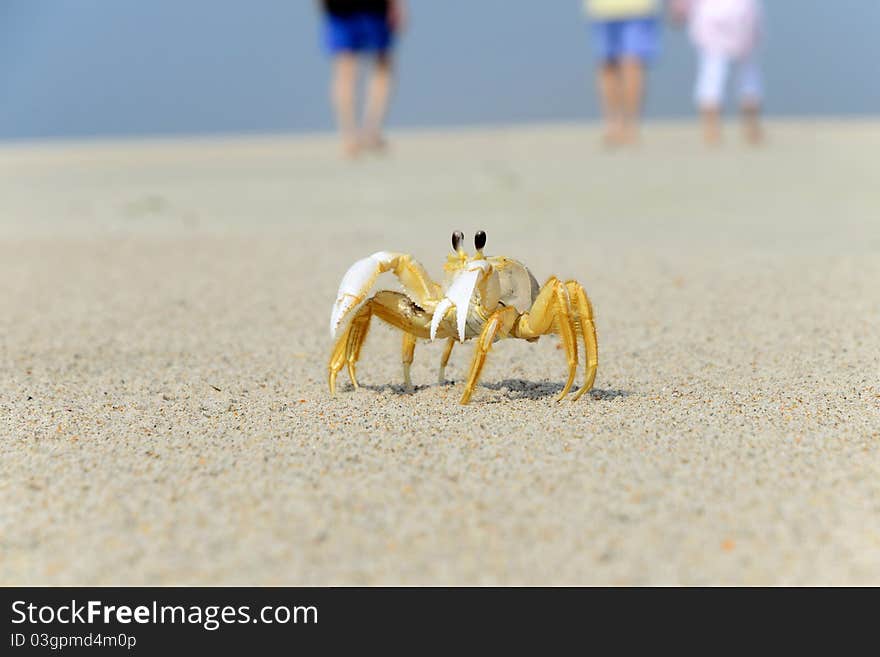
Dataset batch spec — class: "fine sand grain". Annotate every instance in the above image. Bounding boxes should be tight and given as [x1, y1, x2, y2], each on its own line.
[1, 121, 879, 585]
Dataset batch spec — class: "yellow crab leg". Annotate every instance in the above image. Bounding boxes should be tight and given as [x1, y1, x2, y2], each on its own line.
[460, 307, 517, 405]
[438, 338, 455, 384]
[511, 277, 578, 401]
[328, 321, 354, 395]
[402, 332, 417, 390]
[328, 300, 374, 394]
[553, 282, 579, 401]
[328, 291, 441, 396]
[344, 304, 373, 389]
[566, 280, 598, 401]
[363, 291, 430, 338]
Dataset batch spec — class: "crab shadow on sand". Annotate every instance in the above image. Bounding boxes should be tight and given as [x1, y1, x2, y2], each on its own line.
[353, 379, 631, 402]
[481, 379, 631, 401]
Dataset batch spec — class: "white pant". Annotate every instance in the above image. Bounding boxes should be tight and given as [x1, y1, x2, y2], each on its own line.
[694, 50, 762, 108]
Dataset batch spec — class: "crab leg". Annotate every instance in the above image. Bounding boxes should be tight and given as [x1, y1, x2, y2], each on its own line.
[438, 338, 455, 384]
[328, 300, 373, 395]
[566, 280, 598, 401]
[402, 333, 416, 391]
[328, 291, 436, 396]
[344, 304, 373, 389]
[328, 321, 354, 395]
[460, 307, 517, 405]
[554, 283, 579, 400]
[511, 277, 579, 401]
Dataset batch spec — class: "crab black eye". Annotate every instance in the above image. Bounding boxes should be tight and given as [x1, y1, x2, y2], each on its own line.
[452, 230, 464, 251]
[474, 230, 486, 250]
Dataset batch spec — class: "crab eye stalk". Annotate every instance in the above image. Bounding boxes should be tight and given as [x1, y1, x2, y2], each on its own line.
[474, 230, 486, 251]
[452, 230, 464, 252]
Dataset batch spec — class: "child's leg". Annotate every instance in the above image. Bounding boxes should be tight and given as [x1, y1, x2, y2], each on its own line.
[616, 17, 659, 143]
[331, 53, 360, 156]
[737, 54, 764, 144]
[597, 61, 625, 144]
[620, 56, 645, 143]
[363, 50, 394, 149]
[592, 21, 626, 145]
[694, 50, 728, 145]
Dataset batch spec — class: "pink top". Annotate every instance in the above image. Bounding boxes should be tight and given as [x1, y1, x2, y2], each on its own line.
[677, 0, 763, 58]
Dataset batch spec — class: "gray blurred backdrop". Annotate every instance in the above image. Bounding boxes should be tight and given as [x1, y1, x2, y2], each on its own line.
[0, 0, 877, 140]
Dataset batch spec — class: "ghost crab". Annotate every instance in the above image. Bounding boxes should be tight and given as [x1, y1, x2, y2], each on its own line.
[328, 230, 598, 404]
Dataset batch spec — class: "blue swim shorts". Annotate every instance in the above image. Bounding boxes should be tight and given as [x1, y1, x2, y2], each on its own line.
[591, 17, 660, 63]
[324, 12, 394, 54]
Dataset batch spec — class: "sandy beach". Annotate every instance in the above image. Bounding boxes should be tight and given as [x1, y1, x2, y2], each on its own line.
[1, 120, 878, 585]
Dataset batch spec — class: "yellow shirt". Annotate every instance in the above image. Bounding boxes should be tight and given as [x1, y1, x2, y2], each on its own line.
[585, 0, 659, 19]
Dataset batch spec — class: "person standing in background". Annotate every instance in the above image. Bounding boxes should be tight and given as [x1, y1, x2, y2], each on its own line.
[671, 0, 764, 145]
[584, 0, 662, 146]
[319, 0, 406, 157]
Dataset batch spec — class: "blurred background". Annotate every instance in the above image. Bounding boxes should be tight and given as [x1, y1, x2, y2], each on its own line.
[1, 0, 878, 140]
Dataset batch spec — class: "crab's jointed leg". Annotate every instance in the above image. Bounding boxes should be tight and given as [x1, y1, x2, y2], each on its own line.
[330, 252, 441, 338]
[328, 322, 352, 396]
[328, 301, 373, 394]
[566, 280, 598, 400]
[459, 306, 518, 405]
[344, 305, 373, 389]
[438, 338, 455, 384]
[402, 332, 417, 390]
[511, 276, 580, 401]
[328, 291, 435, 396]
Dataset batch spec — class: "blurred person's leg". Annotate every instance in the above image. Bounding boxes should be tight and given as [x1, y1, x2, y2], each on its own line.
[363, 50, 393, 150]
[619, 56, 644, 143]
[593, 21, 625, 145]
[331, 53, 360, 156]
[324, 12, 362, 157]
[618, 18, 660, 144]
[737, 54, 764, 144]
[695, 50, 728, 145]
[360, 10, 396, 151]
[597, 61, 625, 145]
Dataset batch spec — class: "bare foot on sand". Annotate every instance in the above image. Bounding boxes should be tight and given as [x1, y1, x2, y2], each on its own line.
[362, 132, 388, 154]
[602, 119, 641, 149]
[620, 122, 641, 147]
[744, 124, 764, 146]
[341, 136, 361, 159]
[701, 107, 723, 147]
[703, 125, 722, 147]
[601, 121, 626, 149]
[742, 106, 764, 145]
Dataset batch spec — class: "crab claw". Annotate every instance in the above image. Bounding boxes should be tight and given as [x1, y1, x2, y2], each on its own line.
[430, 298, 453, 341]
[430, 260, 490, 342]
[330, 251, 396, 338]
